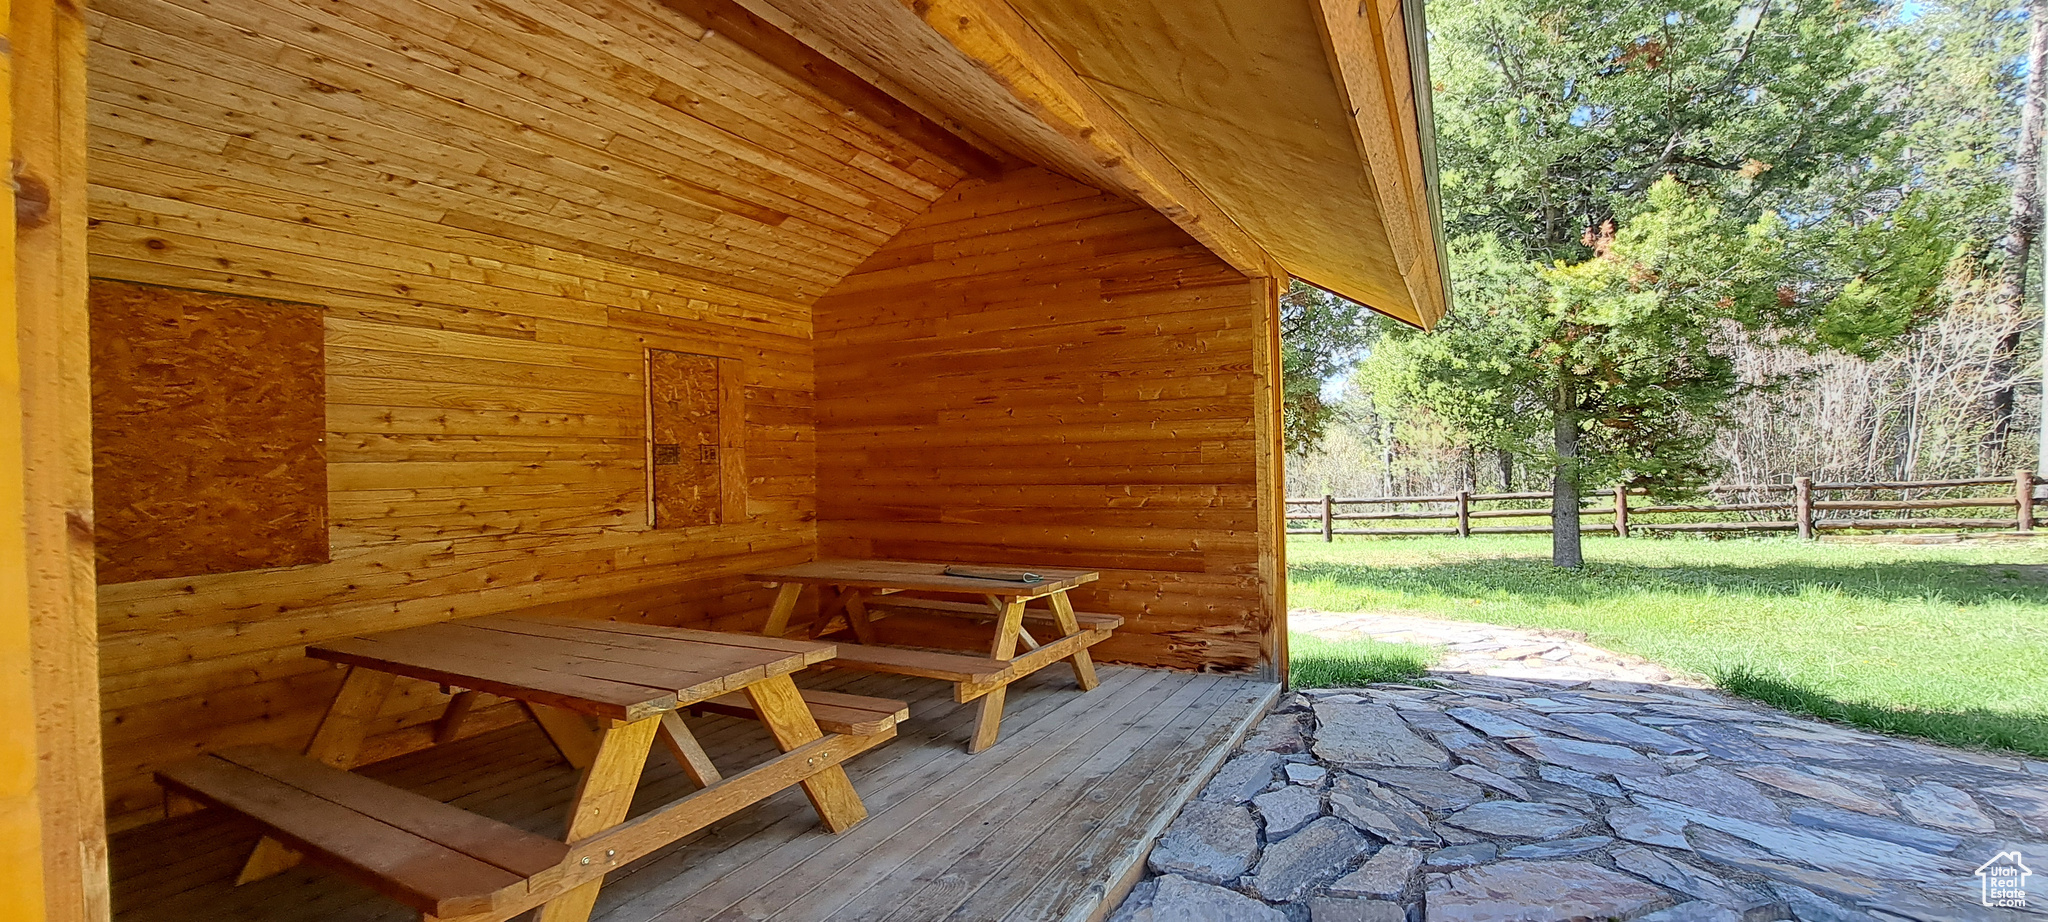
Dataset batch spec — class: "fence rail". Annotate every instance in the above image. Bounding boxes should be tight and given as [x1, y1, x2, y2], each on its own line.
[1286, 472, 2040, 540]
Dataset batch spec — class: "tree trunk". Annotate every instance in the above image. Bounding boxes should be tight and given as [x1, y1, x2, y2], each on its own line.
[1551, 375, 1584, 568]
[1381, 415, 1396, 496]
[1497, 449, 1514, 492]
[1986, 0, 2048, 454]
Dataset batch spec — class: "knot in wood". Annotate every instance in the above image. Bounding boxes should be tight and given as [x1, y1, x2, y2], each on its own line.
[13, 161, 50, 229]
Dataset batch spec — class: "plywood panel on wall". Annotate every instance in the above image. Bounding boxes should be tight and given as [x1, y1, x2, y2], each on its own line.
[89, 281, 328, 584]
[647, 349, 747, 528]
[85, 0, 969, 827]
[812, 167, 1275, 672]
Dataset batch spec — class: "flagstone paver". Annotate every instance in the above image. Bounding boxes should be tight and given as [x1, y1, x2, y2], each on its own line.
[1107, 610, 2048, 922]
[1256, 785, 1326, 839]
[1148, 800, 1263, 885]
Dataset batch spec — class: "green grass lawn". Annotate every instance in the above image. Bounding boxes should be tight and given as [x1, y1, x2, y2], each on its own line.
[1288, 631, 1438, 689]
[1287, 534, 2048, 757]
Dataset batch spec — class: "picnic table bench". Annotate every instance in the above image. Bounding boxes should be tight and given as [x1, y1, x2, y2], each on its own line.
[157, 614, 905, 922]
[747, 559, 1118, 752]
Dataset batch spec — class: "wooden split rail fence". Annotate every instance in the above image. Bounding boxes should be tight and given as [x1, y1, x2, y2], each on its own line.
[1287, 472, 2042, 540]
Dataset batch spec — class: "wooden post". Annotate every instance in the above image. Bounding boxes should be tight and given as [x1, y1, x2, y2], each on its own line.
[1613, 485, 1629, 539]
[1321, 493, 1334, 542]
[9, 2, 107, 919]
[2018, 469, 2035, 533]
[1795, 476, 1815, 540]
[1455, 490, 1471, 537]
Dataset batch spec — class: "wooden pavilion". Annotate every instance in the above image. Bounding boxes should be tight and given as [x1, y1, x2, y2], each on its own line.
[1, 0, 1447, 919]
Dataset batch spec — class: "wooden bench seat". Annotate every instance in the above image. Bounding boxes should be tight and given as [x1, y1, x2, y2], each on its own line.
[691, 688, 909, 735]
[158, 746, 568, 920]
[823, 632, 1111, 701]
[861, 595, 1125, 631]
[818, 642, 1010, 684]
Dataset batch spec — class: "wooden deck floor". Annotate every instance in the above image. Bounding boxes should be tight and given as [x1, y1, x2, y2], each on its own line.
[109, 664, 1277, 922]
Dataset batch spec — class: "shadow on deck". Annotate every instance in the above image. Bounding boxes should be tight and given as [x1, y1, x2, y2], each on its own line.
[110, 665, 1278, 922]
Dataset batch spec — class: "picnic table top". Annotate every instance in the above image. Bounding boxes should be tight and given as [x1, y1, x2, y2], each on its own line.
[747, 559, 1100, 599]
[307, 614, 836, 721]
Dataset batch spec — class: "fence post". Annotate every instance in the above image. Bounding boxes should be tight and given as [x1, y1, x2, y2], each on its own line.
[1456, 490, 1472, 538]
[1614, 485, 1629, 538]
[2018, 469, 2035, 533]
[1795, 476, 1814, 540]
[1322, 493, 1335, 542]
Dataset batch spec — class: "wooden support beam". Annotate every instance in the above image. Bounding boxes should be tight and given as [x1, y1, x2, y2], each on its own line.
[1309, 0, 1446, 326]
[905, 0, 1282, 278]
[753, 0, 1282, 280]
[526, 703, 603, 772]
[658, 0, 1005, 179]
[0, 0, 50, 908]
[656, 712, 723, 789]
[435, 691, 481, 745]
[535, 716, 661, 922]
[10, 0, 105, 916]
[1251, 275, 1288, 683]
[744, 674, 867, 832]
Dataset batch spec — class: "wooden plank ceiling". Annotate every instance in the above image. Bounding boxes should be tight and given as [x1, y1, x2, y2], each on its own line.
[746, 0, 1447, 327]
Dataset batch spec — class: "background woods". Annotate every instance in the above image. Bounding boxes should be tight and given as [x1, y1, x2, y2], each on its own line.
[1285, 0, 2048, 554]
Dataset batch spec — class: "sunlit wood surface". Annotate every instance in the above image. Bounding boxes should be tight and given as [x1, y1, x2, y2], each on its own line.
[111, 666, 1276, 922]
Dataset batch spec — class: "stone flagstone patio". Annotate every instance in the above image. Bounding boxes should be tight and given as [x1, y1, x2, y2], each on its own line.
[1108, 612, 2048, 922]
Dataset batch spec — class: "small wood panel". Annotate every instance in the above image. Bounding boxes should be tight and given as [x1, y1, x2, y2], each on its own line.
[108, 667, 1279, 922]
[89, 279, 328, 584]
[748, 558, 1099, 598]
[648, 349, 745, 528]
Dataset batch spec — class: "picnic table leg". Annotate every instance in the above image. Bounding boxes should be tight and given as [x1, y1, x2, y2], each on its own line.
[746, 673, 867, 832]
[536, 715, 662, 922]
[528, 702, 601, 770]
[970, 687, 1008, 754]
[969, 598, 1029, 754]
[762, 582, 803, 636]
[240, 666, 394, 884]
[987, 597, 1026, 660]
[807, 587, 852, 639]
[1049, 593, 1100, 691]
[657, 711, 722, 788]
[840, 590, 878, 644]
[434, 690, 480, 744]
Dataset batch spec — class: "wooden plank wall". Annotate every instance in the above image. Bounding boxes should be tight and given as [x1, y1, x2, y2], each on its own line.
[84, 0, 969, 828]
[812, 168, 1274, 672]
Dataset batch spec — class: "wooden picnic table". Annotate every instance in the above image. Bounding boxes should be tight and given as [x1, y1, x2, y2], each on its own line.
[163, 614, 901, 922]
[747, 559, 1118, 752]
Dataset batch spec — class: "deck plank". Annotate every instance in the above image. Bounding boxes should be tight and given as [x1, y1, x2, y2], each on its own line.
[806, 673, 1223, 922]
[639, 669, 1187, 922]
[593, 667, 1110, 922]
[108, 667, 1276, 922]
[989, 680, 1281, 922]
